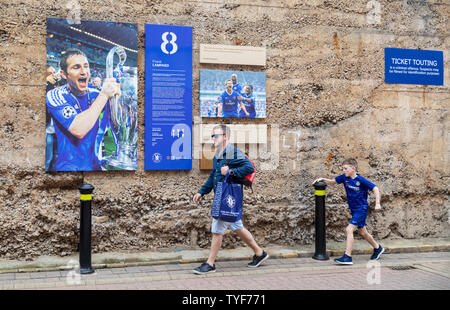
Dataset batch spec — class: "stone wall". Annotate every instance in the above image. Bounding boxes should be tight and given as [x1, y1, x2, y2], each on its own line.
[0, 0, 448, 259]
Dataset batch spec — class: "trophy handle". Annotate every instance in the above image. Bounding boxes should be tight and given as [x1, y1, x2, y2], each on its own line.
[106, 46, 127, 79]
[106, 46, 127, 128]
[106, 46, 126, 140]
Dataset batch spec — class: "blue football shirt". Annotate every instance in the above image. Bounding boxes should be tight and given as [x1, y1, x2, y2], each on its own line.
[335, 174, 376, 210]
[46, 84, 110, 171]
[239, 93, 256, 118]
[219, 90, 241, 118]
[232, 83, 242, 95]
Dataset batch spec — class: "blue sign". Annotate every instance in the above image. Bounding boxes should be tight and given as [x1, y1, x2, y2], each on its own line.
[385, 48, 444, 86]
[145, 24, 192, 170]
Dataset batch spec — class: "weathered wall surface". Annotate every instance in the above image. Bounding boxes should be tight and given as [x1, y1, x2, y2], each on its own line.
[0, 0, 448, 259]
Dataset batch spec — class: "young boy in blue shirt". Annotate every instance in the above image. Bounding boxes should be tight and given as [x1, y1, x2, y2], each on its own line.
[313, 158, 384, 265]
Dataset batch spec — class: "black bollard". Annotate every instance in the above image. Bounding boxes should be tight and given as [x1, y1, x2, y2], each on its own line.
[79, 184, 95, 274]
[312, 181, 329, 260]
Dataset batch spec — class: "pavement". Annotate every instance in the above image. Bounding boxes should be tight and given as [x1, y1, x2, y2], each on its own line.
[0, 237, 449, 290]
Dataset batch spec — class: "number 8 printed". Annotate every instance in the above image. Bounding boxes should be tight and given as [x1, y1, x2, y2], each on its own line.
[161, 32, 178, 54]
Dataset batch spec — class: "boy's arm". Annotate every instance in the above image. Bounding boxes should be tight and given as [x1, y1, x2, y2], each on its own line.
[312, 178, 337, 185]
[372, 186, 381, 210]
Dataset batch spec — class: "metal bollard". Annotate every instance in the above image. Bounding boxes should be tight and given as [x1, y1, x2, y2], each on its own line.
[79, 184, 95, 274]
[312, 181, 329, 260]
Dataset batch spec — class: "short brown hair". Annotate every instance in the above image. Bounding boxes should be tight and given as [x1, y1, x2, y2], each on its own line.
[59, 48, 87, 73]
[342, 158, 358, 169]
[213, 124, 231, 138]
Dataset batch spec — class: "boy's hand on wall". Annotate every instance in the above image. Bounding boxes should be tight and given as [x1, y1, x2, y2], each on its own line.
[312, 178, 323, 185]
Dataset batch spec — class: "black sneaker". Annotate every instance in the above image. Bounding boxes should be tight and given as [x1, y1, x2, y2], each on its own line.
[370, 244, 385, 260]
[334, 254, 353, 265]
[193, 262, 216, 275]
[248, 250, 269, 268]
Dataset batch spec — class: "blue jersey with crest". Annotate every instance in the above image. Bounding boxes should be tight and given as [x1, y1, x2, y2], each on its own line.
[232, 83, 242, 95]
[219, 90, 241, 118]
[46, 85, 110, 171]
[239, 93, 256, 118]
[335, 174, 376, 210]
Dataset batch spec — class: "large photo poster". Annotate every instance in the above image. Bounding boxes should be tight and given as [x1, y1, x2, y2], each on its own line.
[45, 17, 138, 171]
[199, 69, 266, 118]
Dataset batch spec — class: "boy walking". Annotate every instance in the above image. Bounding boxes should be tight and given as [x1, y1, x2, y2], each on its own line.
[313, 158, 384, 265]
[192, 125, 268, 274]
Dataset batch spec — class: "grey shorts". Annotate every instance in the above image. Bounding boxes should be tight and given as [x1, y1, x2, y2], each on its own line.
[211, 218, 244, 235]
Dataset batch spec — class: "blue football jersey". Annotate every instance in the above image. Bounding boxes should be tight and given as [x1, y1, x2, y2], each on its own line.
[46, 85, 109, 171]
[219, 90, 240, 118]
[335, 174, 376, 210]
[239, 93, 256, 118]
[232, 83, 242, 95]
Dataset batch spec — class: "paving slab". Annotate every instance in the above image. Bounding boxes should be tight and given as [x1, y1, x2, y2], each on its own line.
[0, 237, 449, 275]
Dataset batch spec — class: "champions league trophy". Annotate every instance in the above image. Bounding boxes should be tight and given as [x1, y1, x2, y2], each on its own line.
[104, 46, 138, 170]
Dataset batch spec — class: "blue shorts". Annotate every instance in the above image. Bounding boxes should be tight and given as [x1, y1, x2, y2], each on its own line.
[350, 207, 368, 229]
[211, 218, 244, 235]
